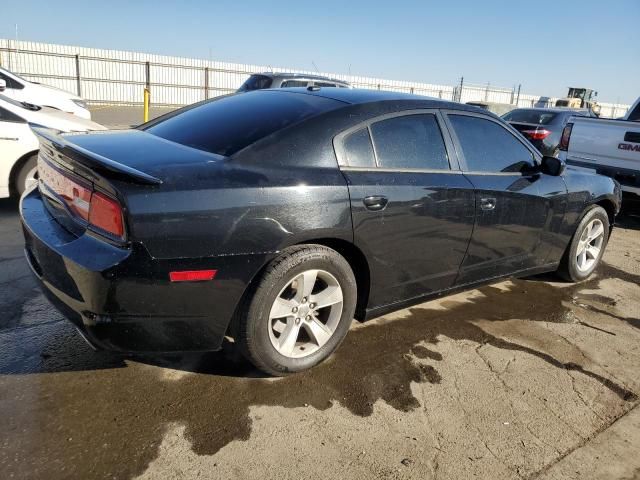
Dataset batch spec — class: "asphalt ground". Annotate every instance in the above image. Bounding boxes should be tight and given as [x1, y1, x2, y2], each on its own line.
[1, 195, 640, 479]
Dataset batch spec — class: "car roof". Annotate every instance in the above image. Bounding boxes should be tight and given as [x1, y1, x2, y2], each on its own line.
[269, 87, 485, 113]
[507, 107, 588, 114]
[253, 72, 349, 83]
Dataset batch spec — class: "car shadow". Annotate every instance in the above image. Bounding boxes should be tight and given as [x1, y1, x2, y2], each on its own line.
[617, 206, 640, 230]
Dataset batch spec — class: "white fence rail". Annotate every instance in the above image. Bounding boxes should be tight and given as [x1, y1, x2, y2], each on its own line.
[0, 39, 631, 118]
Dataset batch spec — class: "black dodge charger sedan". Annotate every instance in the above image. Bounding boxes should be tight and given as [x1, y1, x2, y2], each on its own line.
[21, 88, 621, 375]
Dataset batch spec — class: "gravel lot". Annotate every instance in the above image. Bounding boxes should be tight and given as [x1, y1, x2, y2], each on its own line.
[0, 196, 639, 480]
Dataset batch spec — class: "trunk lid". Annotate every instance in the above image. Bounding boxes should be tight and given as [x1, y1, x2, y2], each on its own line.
[32, 127, 226, 242]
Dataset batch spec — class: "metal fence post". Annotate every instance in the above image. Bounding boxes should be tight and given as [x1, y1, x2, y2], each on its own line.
[143, 61, 151, 122]
[204, 67, 209, 100]
[75, 54, 82, 97]
[458, 77, 464, 102]
[515, 84, 521, 106]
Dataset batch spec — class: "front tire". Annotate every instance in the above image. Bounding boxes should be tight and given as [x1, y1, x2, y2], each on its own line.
[237, 245, 357, 376]
[557, 206, 609, 282]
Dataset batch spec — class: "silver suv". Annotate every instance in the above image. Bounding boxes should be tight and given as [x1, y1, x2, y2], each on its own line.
[238, 72, 350, 92]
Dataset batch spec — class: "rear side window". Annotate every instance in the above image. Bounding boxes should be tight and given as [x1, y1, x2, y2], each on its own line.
[237, 75, 272, 92]
[370, 114, 449, 170]
[144, 91, 342, 156]
[281, 80, 308, 88]
[502, 110, 557, 125]
[343, 128, 375, 167]
[449, 115, 534, 173]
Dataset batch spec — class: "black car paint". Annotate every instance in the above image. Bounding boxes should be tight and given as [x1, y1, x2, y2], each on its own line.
[20, 89, 622, 353]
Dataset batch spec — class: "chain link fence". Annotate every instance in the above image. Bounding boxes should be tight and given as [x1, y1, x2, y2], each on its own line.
[0, 39, 631, 118]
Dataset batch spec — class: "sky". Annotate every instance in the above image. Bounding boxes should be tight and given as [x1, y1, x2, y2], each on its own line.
[2, 0, 639, 104]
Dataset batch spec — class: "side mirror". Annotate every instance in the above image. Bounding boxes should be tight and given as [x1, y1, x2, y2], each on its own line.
[0, 79, 6, 92]
[541, 156, 565, 176]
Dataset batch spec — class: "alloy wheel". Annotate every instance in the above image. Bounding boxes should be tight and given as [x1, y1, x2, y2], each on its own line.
[576, 218, 605, 273]
[23, 166, 38, 192]
[268, 269, 344, 358]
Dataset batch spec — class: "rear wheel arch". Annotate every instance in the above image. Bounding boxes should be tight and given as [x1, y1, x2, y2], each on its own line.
[294, 238, 370, 321]
[227, 238, 370, 339]
[9, 150, 39, 197]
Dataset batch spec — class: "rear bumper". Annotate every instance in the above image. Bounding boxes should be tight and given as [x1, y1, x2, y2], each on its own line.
[20, 188, 268, 353]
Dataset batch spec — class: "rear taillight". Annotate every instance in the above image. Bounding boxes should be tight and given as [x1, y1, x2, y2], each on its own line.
[89, 191, 125, 239]
[39, 159, 125, 240]
[522, 129, 551, 140]
[559, 123, 573, 151]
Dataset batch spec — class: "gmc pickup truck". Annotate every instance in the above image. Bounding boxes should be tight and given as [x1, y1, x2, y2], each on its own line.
[559, 97, 640, 199]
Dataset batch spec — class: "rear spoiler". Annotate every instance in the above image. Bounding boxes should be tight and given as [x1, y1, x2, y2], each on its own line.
[30, 125, 162, 185]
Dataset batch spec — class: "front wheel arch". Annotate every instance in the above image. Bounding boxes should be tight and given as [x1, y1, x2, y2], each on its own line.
[557, 205, 609, 282]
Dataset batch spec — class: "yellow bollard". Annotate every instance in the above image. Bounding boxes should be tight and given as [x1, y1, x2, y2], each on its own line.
[143, 88, 150, 123]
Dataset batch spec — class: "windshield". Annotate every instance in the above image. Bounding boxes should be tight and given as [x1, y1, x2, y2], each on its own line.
[502, 110, 557, 125]
[237, 74, 273, 92]
[0, 66, 28, 83]
[0, 94, 41, 111]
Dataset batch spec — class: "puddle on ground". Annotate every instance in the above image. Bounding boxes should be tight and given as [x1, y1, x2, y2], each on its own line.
[0, 263, 639, 479]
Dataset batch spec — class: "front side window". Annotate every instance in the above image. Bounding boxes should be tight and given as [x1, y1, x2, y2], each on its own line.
[342, 127, 375, 167]
[449, 115, 535, 173]
[369, 114, 449, 170]
[315, 82, 337, 88]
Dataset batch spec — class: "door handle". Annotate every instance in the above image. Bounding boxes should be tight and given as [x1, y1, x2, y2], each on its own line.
[624, 132, 640, 144]
[363, 195, 388, 211]
[480, 197, 496, 211]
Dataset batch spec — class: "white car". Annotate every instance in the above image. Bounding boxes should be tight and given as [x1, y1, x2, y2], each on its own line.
[0, 67, 91, 120]
[0, 94, 106, 198]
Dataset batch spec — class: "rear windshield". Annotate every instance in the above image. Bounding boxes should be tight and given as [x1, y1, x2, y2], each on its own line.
[237, 74, 272, 92]
[502, 110, 558, 125]
[144, 91, 342, 156]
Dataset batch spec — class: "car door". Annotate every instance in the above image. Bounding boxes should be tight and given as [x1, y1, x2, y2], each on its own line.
[0, 105, 34, 195]
[334, 111, 476, 310]
[442, 111, 566, 285]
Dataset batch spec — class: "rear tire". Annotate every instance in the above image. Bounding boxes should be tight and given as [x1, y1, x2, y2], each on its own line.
[14, 154, 38, 197]
[236, 245, 357, 376]
[557, 206, 609, 282]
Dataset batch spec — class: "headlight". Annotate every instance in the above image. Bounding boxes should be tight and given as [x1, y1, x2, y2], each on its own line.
[72, 99, 88, 109]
